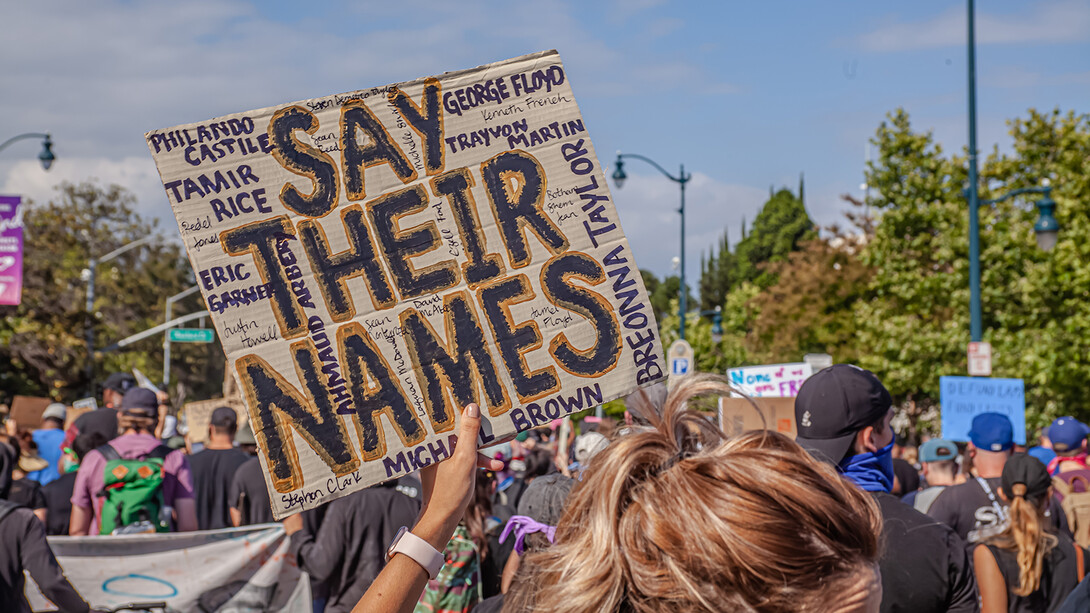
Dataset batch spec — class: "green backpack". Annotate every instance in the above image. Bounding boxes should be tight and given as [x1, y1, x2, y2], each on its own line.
[97, 444, 172, 535]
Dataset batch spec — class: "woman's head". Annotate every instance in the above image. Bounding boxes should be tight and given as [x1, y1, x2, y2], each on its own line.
[995, 452, 1056, 596]
[514, 375, 883, 613]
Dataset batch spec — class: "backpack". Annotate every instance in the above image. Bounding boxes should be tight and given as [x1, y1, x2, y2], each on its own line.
[415, 524, 483, 613]
[97, 443, 173, 535]
[1053, 472, 1090, 549]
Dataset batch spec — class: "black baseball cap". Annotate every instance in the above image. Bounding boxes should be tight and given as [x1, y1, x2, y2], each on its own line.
[103, 372, 137, 394]
[211, 406, 238, 430]
[794, 364, 893, 464]
[1000, 453, 1050, 501]
[120, 387, 159, 418]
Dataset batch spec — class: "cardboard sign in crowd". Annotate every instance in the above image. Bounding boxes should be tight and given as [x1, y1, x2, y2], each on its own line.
[147, 51, 663, 517]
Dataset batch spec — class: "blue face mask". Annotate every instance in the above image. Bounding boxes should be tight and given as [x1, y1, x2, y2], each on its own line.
[838, 440, 895, 493]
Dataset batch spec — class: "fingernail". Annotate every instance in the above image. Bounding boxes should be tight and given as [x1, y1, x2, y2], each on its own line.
[465, 403, 479, 418]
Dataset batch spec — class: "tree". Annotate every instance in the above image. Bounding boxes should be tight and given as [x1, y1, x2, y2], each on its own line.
[747, 226, 872, 365]
[697, 186, 814, 311]
[732, 188, 815, 288]
[0, 182, 220, 404]
[856, 108, 1090, 437]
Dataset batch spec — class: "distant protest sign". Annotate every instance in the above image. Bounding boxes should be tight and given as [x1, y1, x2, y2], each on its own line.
[0, 195, 23, 305]
[147, 50, 662, 517]
[728, 363, 812, 398]
[940, 376, 1026, 445]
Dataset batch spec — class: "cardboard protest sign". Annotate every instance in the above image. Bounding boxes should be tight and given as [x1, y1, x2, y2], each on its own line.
[182, 399, 248, 445]
[147, 50, 663, 517]
[940, 376, 1026, 445]
[10, 395, 51, 430]
[727, 363, 812, 398]
[718, 397, 797, 438]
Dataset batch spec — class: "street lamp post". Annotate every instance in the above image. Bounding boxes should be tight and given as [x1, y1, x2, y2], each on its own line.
[611, 152, 692, 339]
[965, 0, 1060, 342]
[83, 235, 158, 389]
[163, 285, 201, 387]
[0, 133, 55, 170]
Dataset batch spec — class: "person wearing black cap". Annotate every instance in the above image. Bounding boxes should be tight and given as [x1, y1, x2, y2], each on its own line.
[795, 363, 977, 613]
[70, 387, 197, 535]
[60, 371, 136, 457]
[974, 453, 1088, 612]
[189, 406, 250, 530]
[0, 440, 91, 612]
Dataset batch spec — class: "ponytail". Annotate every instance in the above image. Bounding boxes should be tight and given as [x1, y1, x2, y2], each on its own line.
[1005, 484, 1057, 596]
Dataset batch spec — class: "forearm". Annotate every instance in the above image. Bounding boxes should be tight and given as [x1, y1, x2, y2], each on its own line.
[352, 515, 453, 613]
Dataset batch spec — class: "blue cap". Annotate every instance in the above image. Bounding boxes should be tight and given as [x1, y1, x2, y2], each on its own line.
[919, 439, 959, 463]
[1048, 417, 1089, 453]
[969, 412, 1014, 452]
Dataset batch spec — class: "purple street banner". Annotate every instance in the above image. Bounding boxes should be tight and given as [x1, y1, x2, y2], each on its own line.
[146, 50, 664, 517]
[0, 195, 23, 306]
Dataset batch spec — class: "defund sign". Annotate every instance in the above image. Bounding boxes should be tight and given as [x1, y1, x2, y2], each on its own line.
[147, 51, 664, 517]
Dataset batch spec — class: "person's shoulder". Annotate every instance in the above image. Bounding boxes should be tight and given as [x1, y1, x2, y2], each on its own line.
[0, 502, 38, 531]
[873, 492, 959, 533]
[929, 479, 977, 505]
[873, 493, 968, 556]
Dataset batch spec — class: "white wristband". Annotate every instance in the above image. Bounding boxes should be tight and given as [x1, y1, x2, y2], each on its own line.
[386, 526, 445, 579]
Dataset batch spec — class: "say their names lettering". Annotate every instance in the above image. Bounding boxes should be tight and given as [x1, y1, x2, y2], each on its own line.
[235, 353, 360, 493]
[480, 150, 569, 269]
[368, 184, 459, 299]
[388, 78, 445, 175]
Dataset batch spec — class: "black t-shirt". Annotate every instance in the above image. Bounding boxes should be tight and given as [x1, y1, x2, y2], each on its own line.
[873, 492, 978, 613]
[982, 531, 1087, 613]
[928, 477, 1005, 541]
[930, 477, 1069, 543]
[72, 408, 119, 442]
[230, 456, 274, 526]
[41, 472, 76, 536]
[7, 478, 46, 511]
[189, 447, 250, 530]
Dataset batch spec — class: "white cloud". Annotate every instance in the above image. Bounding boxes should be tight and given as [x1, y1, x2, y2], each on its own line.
[858, 1, 1090, 52]
[610, 171, 768, 280]
[0, 157, 176, 228]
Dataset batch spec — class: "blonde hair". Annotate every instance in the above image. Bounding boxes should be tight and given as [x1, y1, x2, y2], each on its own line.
[506, 375, 883, 612]
[988, 483, 1056, 596]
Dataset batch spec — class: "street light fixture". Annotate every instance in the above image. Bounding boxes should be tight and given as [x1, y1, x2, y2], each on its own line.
[84, 235, 159, 389]
[700, 306, 723, 344]
[0, 132, 56, 171]
[611, 151, 692, 339]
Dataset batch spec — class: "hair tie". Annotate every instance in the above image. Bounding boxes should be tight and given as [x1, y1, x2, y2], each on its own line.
[1012, 483, 1027, 498]
[500, 515, 556, 555]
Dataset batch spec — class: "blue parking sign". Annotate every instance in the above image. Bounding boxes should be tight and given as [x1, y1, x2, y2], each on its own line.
[671, 357, 690, 375]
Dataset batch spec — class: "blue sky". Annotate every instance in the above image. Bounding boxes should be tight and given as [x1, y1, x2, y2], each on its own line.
[1, 0, 1087, 279]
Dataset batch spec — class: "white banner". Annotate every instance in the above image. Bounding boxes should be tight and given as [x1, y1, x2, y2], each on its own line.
[728, 363, 812, 398]
[28, 525, 309, 612]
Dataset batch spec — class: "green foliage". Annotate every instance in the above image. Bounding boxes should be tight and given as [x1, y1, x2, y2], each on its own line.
[0, 182, 222, 404]
[856, 108, 1090, 436]
[732, 188, 816, 289]
[697, 186, 814, 312]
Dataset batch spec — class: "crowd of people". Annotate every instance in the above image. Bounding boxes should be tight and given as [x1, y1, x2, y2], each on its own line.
[3, 365, 1090, 612]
